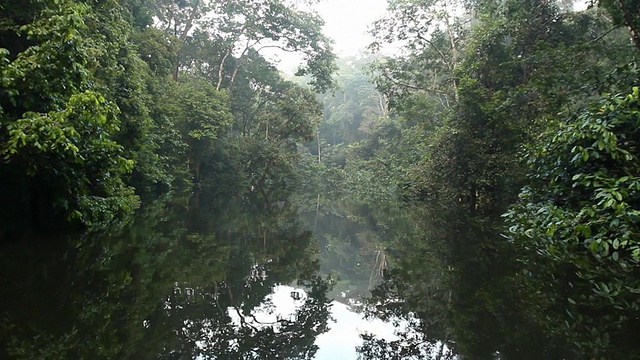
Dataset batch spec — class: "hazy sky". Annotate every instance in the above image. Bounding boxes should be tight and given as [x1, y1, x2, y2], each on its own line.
[272, 0, 388, 73]
[268, 0, 590, 73]
[315, 0, 388, 56]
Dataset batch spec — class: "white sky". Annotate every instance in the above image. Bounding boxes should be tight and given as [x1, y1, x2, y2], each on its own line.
[271, 0, 591, 74]
[272, 0, 388, 74]
[315, 0, 388, 56]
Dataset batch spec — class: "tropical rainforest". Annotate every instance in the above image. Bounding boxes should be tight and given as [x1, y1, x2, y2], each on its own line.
[1, 0, 640, 359]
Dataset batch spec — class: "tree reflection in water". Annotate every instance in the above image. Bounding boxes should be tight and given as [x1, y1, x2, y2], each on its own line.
[356, 199, 576, 360]
[0, 192, 332, 359]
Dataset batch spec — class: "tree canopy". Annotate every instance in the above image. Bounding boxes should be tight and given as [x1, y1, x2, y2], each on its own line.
[0, 0, 336, 233]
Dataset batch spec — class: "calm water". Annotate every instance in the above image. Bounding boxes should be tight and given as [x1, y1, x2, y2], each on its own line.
[0, 193, 411, 359]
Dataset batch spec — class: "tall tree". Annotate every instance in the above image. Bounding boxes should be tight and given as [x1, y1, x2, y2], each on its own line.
[598, 0, 640, 50]
[0, 0, 141, 228]
[369, 0, 469, 106]
[151, 0, 337, 92]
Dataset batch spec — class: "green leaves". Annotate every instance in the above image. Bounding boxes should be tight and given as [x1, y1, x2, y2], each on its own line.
[0, 1, 92, 113]
[1, 91, 138, 224]
[168, 78, 232, 141]
[0, 0, 149, 227]
[165, 0, 337, 92]
[505, 87, 640, 358]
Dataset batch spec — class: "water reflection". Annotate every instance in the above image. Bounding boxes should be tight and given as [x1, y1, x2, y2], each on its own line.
[0, 194, 332, 359]
[308, 199, 458, 360]
[300, 199, 413, 303]
[298, 197, 422, 358]
[355, 198, 575, 359]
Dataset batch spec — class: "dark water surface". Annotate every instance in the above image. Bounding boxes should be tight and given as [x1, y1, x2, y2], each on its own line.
[0, 193, 334, 359]
[0, 192, 421, 359]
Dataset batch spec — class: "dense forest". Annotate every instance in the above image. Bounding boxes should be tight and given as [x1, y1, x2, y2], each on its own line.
[0, 0, 336, 233]
[1, 0, 640, 358]
[350, 0, 640, 359]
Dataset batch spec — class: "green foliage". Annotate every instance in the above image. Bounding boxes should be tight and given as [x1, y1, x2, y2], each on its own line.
[0, 0, 338, 229]
[0, 0, 149, 227]
[505, 87, 640, 358]
[359, 0, 640, 358]
[164, 78, 232, 141]
[2, 91, 138, 224]
[132, 27, 176, 77]
[253, 81, 322, 145]
[0, 0, 90, 114]
[158, 78, 233, 185]
[597, 0, 640, 50]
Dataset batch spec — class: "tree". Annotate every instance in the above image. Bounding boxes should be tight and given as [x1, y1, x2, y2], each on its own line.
[150, 0, 210, 80]
[207, 0, 336, 92]
[225, 79, 323, 207]
[0, 0, 140, 228]
[505, 87, 640, 358]
[160, 77, 232, 184]
[369, 0, 469, 106]
[151, 0, 337, 92]
[597, 0, 640, 50]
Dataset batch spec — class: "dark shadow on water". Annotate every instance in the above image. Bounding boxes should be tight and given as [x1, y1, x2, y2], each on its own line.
[0, 192, 332, 359]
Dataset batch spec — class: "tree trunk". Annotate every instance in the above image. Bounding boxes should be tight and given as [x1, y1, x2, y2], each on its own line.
[216, 49, 231, 90]
[443, 9, 460, 102]
[172, 0, 200, 82]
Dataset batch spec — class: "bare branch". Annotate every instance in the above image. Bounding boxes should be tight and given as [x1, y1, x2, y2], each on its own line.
[381, 72, 451, 96]
[591, 24, 624, 43]
[255, 44, 299, 53]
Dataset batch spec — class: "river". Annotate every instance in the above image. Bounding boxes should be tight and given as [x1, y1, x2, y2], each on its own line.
[0, 190, 422, 359]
